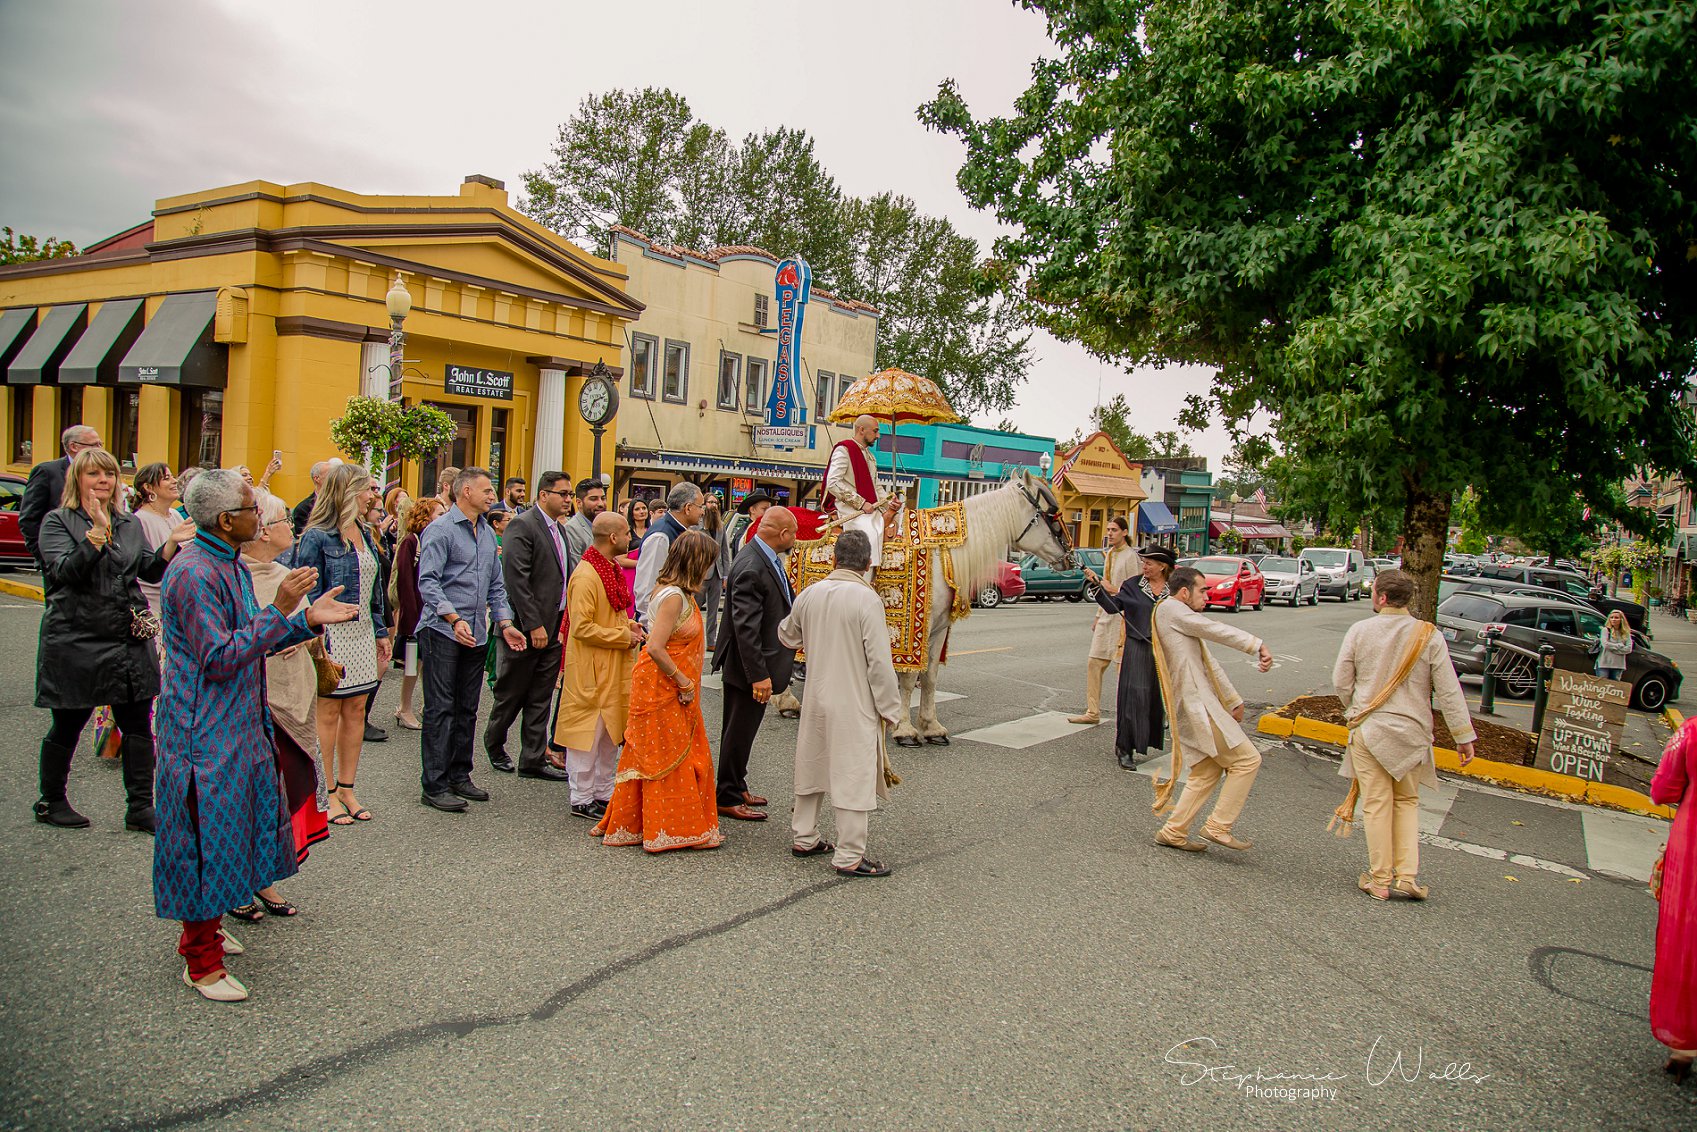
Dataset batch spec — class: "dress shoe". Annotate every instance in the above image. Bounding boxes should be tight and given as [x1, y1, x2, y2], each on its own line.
[1117, 753, 1136, 770]
[489, 754, 517, 774]
[742, 791, 768, 807]
[518, 763, 569, 781]
[183, 965, 249, 1002]
[571, 801, 607, 820]
[718, 803, 768, 822]
[1067, 712, 1100, 725]
[363, 722, 388, 743]
[1154, 828, 1207, 852]
[1200, 826, 1252, 851]
[218, 928, 245, 955]
[449, 779, 490, 802]
[1392, 877, 1430, 901]
[421, 791, 469, 813]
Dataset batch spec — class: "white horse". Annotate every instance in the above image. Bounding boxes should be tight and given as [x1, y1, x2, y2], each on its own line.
[777, 470, 1074, 747]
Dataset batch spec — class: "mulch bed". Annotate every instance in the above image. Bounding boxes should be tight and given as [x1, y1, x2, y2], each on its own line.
[1274, 695, 1536, 766]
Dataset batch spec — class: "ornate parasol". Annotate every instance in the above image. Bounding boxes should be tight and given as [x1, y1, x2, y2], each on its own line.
[829, 367, 961, 426]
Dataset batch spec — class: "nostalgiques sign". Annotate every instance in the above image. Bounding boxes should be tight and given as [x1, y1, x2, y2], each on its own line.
[444, 364, 513, 400]
[1534, 669, 1630, 782]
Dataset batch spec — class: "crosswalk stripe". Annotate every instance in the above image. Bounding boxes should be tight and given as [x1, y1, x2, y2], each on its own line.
[1580, 808, 1667, 882]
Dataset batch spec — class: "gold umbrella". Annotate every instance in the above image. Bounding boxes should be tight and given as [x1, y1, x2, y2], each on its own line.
[828, 367, 961, 425]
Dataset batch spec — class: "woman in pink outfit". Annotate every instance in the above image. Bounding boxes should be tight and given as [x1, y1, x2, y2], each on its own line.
[1651, 717, 1697, 1080]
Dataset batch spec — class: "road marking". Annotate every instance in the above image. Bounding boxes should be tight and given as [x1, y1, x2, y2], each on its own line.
[1419, 780, 1460, 835]
[698, 672, 722, 691]
[1581, 808, 1667, 882]
[933, 691, 965, 703]
[949, 646, 1013, 656]
[958, 711, 1084, 749]
[1419, 834, 1587, 878]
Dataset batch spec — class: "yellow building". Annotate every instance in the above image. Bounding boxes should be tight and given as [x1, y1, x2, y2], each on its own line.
[1051, 430, 1147, 549]
[608, 227, 886, 509]
[0, 176, 640, 504]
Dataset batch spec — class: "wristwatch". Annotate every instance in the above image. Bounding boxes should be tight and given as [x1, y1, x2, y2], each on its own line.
[444, 613, 461, 626]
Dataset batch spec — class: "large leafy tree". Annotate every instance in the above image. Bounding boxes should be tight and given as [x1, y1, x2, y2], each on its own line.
[922, 0, 1697, 616]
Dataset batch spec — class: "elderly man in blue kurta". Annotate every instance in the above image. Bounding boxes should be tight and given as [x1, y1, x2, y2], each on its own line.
[155, 470, 357, 1003]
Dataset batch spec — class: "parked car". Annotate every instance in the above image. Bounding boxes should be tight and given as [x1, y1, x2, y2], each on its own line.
[1435, 592, 1680, 710]
[1443, 554, 1482, 576]
[973, 559, 1027, 609]
[1357, 560, 1379, 598]
[1301, 547, 1368, 601]
[1438, 573, 1649, 635]
[1017, 547, 1103, 601]
[1259, 555, 1319, 606]
[1369, 556, 1399, 572]
[1189, 555, 1265, 612]
[1470, 566, 1647, 633]
[0, 473, 28, 569]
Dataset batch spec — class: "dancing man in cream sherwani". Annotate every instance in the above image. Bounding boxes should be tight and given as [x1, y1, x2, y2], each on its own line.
[822, 415, 896, 567]
[1332, 568, 1476, 900]
[776, 531, 903, 878]
[1150, 565, 1275, 852]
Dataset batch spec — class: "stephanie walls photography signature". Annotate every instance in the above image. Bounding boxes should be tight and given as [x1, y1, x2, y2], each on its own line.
[1165, 1036, 1492, 1096]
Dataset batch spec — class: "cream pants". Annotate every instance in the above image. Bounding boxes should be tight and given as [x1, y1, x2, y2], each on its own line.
[1161, 721, 1261, 837]
[1349, 741, 1421, 886]
[566, 720, 619, 806]
[838, 510, 886, 569]
[1080, 657, 1112, 717]
[793, 792, 870, 870]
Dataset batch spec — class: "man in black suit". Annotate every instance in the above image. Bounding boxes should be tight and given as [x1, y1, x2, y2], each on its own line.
[712, 505, 799, 821]
[20, 424, 101, 568]
[483, 469, 574, 779]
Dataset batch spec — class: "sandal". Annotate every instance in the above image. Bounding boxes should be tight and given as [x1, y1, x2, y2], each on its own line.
[792, 840, 835, 858]
[336, 781, 372, 822]
[256, 892, 297, 917]
[227, 901, 265, 922]
[834, 858, 892, 878]
[327, 795, 354, 826]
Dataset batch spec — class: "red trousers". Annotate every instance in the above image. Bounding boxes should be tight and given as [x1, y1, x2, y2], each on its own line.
[178, 916, 224, 981]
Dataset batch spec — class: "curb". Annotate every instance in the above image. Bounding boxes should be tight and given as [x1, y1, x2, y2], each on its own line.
[0, 578, 43, 603]
[1664, 706, 1684, 731]
[1257, 709, 1674, 822]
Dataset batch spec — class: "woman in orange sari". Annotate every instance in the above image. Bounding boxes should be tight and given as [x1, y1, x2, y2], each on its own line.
[595, 530, 724, 852]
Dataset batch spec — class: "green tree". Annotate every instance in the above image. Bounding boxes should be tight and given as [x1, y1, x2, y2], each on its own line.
[1149, 430, 1193, 458]
[728, 127, 848, 282]
[1, 226, 77, 265]
[1452, 487, 1488, 555]
[1068, 394, 1151, 457]
[922, 0, 1697, 618]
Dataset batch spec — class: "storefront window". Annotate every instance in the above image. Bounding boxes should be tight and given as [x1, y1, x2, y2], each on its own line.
[815, 371, 834, 418]
[839, 373, 854, 405]
[630, 334, 657, 399]
[662, 341, 688, 403]
[745, 359, 767, 414]
[489, 408, 508, 485]
[60, 386, 83, 435]
[11, 388, 34, 464]
[114, 388, 141, 472]
[180, 390, 223, 470]
[420, 403, 476, 496]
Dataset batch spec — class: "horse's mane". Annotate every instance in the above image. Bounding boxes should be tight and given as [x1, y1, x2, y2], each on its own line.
[948, 481, 1035, 593]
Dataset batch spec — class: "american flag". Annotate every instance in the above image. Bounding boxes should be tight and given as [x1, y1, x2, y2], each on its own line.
[1252, 486, 1267, 507]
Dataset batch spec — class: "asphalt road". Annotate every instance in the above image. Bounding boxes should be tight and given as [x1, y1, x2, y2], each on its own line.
[0, 593, 1691, 1129]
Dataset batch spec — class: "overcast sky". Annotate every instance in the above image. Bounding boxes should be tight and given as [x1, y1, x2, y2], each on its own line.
[0, 0, 1233, 468]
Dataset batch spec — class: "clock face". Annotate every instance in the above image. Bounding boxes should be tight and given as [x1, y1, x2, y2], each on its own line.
[579, 378, 613, 425]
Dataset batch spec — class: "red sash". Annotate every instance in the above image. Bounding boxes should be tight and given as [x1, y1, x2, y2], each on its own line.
[561, 545, 631, 642]
[821, 439, 877, 512]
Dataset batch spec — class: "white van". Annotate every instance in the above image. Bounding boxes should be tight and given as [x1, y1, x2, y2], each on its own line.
[1300, 547, 1367, 601]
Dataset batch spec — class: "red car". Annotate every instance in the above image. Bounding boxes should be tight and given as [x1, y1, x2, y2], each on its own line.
[0, 473, 30, 568]
[1190, 555, 1265, 612]
[973, 559, 1026, 608]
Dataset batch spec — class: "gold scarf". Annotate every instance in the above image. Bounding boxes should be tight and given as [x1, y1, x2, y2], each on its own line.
[1148, 604, 1235, 814]
[1327, 618, 1436, 837]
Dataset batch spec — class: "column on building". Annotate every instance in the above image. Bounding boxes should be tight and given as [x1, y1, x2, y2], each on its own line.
[359, 339, 390, 482]
[532, 366, 567, 488]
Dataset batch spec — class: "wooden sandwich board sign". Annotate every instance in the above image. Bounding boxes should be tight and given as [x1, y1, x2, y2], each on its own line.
[1534, 670, 1630, 783]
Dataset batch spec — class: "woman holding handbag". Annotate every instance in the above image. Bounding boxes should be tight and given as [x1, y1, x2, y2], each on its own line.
[33, 448, 195, 831]
[1650, 717, 1697, 1080]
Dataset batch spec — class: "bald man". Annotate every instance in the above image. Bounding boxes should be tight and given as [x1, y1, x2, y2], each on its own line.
[822, 414, 896, 566]
[711, 505, 799, 820]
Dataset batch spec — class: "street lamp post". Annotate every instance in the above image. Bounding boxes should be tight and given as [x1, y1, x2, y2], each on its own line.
[1229, 491, 1241, 551]
[383, 274, 413, 491]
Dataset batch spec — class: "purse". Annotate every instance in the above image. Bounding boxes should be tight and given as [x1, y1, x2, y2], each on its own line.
[1651, 845, 1666, 901]
[308, 637, 345, 697]
[130, 607, 162, 640]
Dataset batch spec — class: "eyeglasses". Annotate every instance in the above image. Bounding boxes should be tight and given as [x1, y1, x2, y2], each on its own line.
[222, 505, 260, 516]
[264, 518, 291, 529]
[539, 488, 569, 498]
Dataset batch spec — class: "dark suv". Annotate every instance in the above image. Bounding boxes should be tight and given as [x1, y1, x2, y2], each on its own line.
[1436, 592, 1680, 710]
[1473, 565, 1647, 632]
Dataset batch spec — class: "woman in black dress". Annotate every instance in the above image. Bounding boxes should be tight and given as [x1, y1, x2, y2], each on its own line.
[1084, 545, 1177, 769]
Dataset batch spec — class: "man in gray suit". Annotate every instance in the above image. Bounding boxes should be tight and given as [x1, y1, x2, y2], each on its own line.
[561, 476, 605, 569]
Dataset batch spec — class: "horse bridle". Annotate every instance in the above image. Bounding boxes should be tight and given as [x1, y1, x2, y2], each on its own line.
[1015, 478, 1074, 564]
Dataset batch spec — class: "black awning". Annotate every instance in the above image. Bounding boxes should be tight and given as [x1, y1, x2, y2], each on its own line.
[60, 298, 145, 385]
[0, 308, 36, 372]
[118, 292, 225, 388]
[7, 303, 87, 384]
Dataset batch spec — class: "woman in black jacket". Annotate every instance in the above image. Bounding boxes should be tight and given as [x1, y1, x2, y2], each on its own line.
[35, 448, 194, 831]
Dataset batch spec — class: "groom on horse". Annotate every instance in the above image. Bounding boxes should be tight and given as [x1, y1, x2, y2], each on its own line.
[823, 415, 898, 566]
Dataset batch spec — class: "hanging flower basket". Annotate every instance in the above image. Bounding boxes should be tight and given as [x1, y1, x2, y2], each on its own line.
[329, 396, 458, 464]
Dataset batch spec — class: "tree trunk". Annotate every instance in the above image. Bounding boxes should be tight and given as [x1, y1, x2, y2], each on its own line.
[1401, 480, 1452, 622]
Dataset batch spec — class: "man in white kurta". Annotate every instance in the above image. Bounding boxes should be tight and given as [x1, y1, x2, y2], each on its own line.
[1150, 566, 1275, 851]
[776, 531, 903, 876]
[823, 415, 896, 567]
[1333, 568, 1477, 899]
[1069, 517, 1141, 725]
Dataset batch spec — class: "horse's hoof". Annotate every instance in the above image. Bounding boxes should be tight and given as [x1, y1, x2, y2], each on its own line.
[895, 735, 923, 748]
[924, 735, 951, 746]
[778, 709, 800, 720]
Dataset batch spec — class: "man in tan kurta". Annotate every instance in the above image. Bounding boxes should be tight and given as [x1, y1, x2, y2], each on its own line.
[554, 512, 644, 819]
[1151, 566, 1275, 852]
[776, 531, 903, 877]
[1069, 516, 1141, 725]
[1333, 568, 1477, 899]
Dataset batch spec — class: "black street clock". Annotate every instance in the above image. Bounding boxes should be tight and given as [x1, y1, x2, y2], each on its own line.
[578, 365, 619, 426]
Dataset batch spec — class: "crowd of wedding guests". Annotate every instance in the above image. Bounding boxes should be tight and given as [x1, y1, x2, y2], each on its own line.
[16, 422, 1693, 1080]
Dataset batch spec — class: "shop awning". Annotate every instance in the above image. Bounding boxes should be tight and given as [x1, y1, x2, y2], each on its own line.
[8, 303, 87, 384]
[60, 298, 145, 385]
[118, 292, 226, 388]
[0, 308, 36, 372]
[1058, 469, 1148, 501]
[1137, 499, 1179, 534]
[620, 448, 917, 489]
[1210, 513, 1291, 540]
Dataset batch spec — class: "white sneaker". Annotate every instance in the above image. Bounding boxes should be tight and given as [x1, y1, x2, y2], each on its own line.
[218, 928, 244, 955]
[182, 965, 250, 1002]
